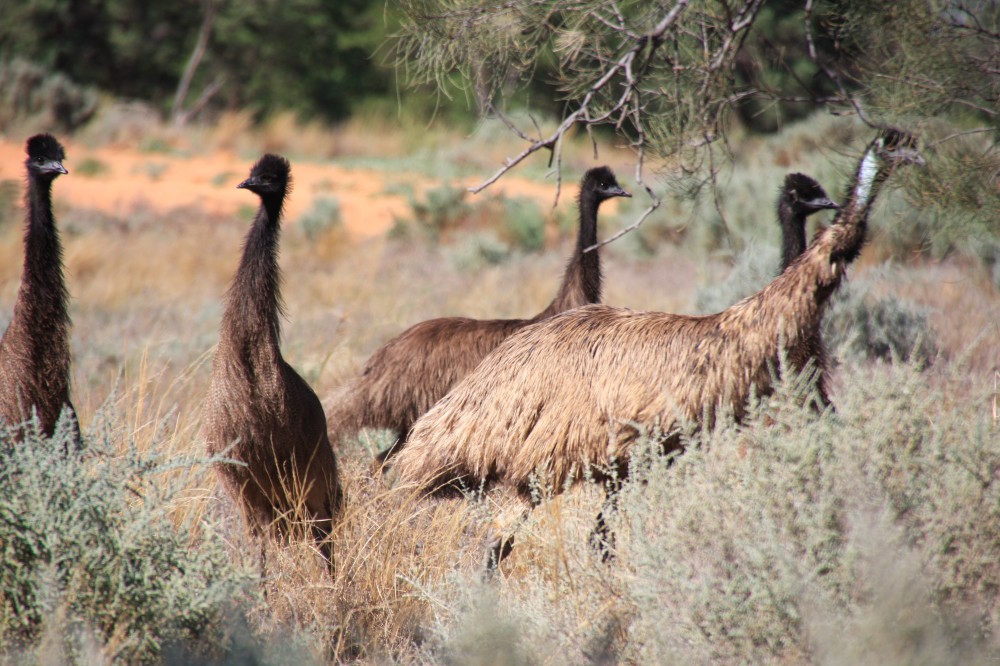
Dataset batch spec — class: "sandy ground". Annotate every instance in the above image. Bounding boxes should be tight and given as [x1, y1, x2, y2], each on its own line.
[0, 137, 567, 237]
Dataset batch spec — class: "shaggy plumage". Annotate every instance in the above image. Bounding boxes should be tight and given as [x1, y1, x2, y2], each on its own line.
[0, 134, 78, 441]
[328, 167, 630, 467]
[202, 154, 342, 567]
[394, 129, 924, 504]
[776, 172, 839, 404]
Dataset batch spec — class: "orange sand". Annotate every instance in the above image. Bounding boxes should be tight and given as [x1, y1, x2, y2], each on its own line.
[0, 138, 565, 237]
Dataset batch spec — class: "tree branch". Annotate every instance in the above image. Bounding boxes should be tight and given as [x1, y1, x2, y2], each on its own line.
[172, 0, 218, 126]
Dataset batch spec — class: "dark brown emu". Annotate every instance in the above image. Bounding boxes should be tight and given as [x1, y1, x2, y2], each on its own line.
[778, 173, 839, 271]
[202, 154, 342, 569]
[0, 134, 78, 442]
[328, 166, 630, 468]
[776, 172, 839, 405]
[393, 129, 924, 566]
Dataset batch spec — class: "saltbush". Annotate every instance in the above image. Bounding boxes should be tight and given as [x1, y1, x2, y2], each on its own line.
[0, 410, 256, 663]
[298, 196, 343, 241]
[415, 358, 999, 664]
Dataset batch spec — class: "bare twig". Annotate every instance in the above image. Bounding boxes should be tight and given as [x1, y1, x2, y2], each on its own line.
[172, 0, 218, 126]
[927, 127, 999, 148]
[469, 0, 692, 194]
[585, 130, 661, 252]
[803, 0, 876, 127]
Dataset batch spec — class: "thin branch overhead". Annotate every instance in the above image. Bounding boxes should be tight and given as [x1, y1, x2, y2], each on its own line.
[394, 0, 1000, 245]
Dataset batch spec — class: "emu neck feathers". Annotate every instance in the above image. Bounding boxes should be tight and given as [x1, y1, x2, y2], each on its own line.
[536, 190, 602, 318]
[778, 200, 808, 272]
[851, 147, 880, 213]
[221, 204, 285, 361]
[13, 177, 70, 350]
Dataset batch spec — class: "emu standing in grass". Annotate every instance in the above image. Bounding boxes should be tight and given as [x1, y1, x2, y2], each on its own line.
[0, 134, 78, 442]
[203, 154, 342, 568]
[393, 129, 924, 563]
[329, 167, 630, 467]
[776, 173, 839, 405]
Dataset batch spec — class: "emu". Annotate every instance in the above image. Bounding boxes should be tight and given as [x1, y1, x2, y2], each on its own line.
[0, 134, 78, 442]
[328, 167, 630, 468]
[202, 154, 342, 569]
[392, 129, 924, 565]
[776, 173, 839, 406]
[778, 173, 839, 272]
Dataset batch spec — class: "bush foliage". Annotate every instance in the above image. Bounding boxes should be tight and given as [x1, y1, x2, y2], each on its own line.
[0, 410, 256, 663]
[416, 358, 1000, 664]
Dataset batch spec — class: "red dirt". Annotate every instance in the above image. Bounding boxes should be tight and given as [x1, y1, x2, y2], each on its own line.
[0, 138, 563, 237]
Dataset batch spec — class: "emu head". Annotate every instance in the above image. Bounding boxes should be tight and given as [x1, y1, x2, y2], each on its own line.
[25, 134, 68, 181]
[873, 128, 925, 168]
[782, 173, 839, 215]
[238, 154, 291, 197]
[583, 166, 631, 202]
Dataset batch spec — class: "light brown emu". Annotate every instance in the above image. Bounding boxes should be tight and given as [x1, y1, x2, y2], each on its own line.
[392, 129, 923, 563]
[776, 172, 839, 405]
[202, 154, 342, 568]
[0, 134, 78, 442]
[329, 167, 630, 467]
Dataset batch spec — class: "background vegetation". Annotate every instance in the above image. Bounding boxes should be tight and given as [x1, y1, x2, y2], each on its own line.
[0, 0, 998, 662]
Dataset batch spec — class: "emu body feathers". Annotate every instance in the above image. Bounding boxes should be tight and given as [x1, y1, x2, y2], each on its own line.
[393, 130, 923, 498]
[328, 167, 629, 466]
[202, 154, 342, 566]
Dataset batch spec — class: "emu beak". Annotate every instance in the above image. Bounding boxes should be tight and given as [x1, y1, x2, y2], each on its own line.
[611, 185, 631, 198]
[807, 196, 840, 211]
[236, 176, 257, 190]
[42, 160, 68, 175]
[889, 146, 926, 167]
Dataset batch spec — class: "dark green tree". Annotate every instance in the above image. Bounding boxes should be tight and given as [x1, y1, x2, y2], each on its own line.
[0, 0, 395, 122]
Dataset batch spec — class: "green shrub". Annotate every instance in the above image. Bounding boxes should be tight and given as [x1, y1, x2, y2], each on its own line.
[74, 157, 108, 178]
[503, 197, 546, 253]
[0, 179, 19, 230]
[447, 231, 511, 271]
[407, 185, 470, 242]
[0, 411, 257, 663]
[824, 268, 938, 365]
[694, 240, 779, 314]
[298, 196, 343, 241]
[211, 172, 237, 188]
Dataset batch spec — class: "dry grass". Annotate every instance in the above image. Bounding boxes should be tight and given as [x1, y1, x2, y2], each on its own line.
[1, 112, 998, 663]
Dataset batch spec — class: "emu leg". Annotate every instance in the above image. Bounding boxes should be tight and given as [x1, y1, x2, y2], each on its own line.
[588, 478, 623, 562]
[485, 534, 516, 575]
[483, 501, 534, 577]
[372, 429, 406, 472]
[310, 515, 335, 575]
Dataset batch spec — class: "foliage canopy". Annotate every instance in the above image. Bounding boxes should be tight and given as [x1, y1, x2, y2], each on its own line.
[393, 0, 999, 239]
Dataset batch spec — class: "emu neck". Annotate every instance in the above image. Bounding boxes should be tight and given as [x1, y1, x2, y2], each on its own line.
[778, 199, 807, 272]
[11, 175, 70, 362]
[748, 143, 891, 348]
[221, 196, 285, 368]
[832, 145, 887, 264]
[536, 192, 602, 319]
